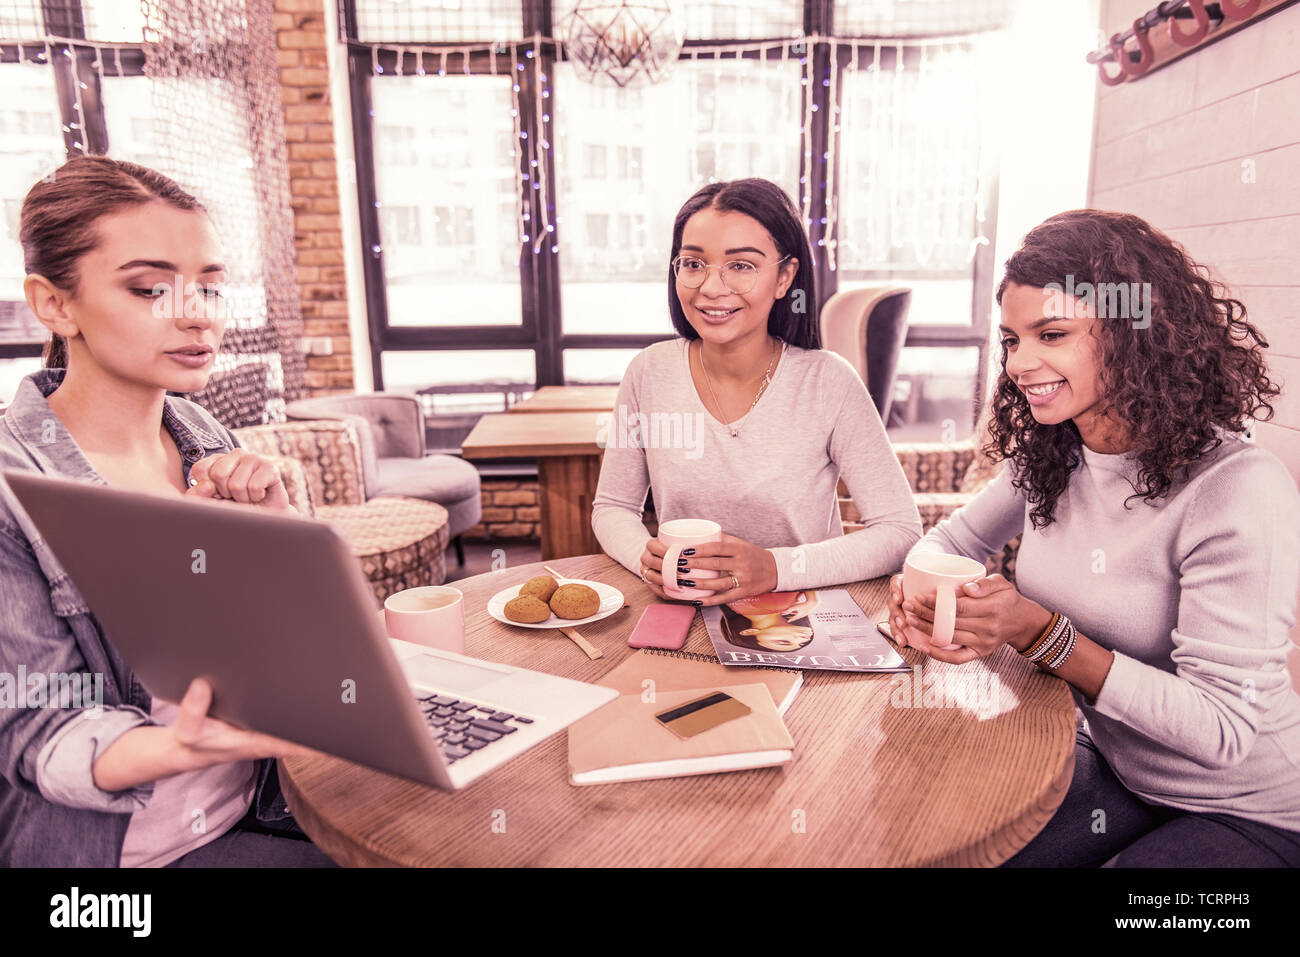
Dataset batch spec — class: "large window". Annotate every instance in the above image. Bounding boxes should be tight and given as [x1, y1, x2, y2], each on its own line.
[0, 63, 63, 330]
[370, 74, 522, 329]
[0, 3, 149, 393]
[553, 55, 801, 338]
[343, 1, 1003, 449]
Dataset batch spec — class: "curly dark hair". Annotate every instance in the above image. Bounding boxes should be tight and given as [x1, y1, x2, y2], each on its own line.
[989, 209, 1279, 528]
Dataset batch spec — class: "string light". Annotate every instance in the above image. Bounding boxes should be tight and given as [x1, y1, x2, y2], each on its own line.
[360, 32, 989, 272]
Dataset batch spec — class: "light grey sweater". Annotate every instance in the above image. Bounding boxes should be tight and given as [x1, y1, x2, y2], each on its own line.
[912, 433, 1300, 832]
[591, 338, 922, 591]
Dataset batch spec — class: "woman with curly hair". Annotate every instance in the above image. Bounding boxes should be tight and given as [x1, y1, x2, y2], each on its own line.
[885, 209, 1300, 867]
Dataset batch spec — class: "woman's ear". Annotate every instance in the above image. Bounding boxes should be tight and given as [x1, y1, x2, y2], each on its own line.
[739, 628, 759, 636]
[776, 258, 799, 298]
[24, 274, 80, 340]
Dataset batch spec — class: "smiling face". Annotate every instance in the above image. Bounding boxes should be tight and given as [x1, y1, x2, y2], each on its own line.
[30, 201, 227, 394]
[675, 206, 798, 349]
[998, 281, 1114, 438]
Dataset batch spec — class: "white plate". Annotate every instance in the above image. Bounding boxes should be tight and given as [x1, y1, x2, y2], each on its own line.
[486, 577, 625, 629]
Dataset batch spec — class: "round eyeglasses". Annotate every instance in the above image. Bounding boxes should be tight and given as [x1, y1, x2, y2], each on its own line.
[671, 254, 792, 295]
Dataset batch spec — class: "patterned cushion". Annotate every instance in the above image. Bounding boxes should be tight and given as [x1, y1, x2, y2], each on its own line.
[316, 496, 450, 605]
[913, 492, 974, 532]
[892, 441, 978, 494]
[235, 420, 366, 508]
[260, 453, 314, 516]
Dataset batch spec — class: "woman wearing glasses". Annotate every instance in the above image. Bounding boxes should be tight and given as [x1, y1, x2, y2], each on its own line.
[591, 178, 921, 604]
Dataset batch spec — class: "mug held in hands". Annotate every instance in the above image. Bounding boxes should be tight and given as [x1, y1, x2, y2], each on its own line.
[901, 552, 985, 651]
[658, 518, 722, 602]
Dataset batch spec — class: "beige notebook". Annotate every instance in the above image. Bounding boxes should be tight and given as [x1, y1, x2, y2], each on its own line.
[568, 682, 795, 785]
[591, 648, 803, 715]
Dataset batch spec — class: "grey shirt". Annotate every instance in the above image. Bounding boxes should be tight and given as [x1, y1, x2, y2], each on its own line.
[912, 433, 1300, 832]
[591, 338, 922, 590]
[0, 369, 289, 866]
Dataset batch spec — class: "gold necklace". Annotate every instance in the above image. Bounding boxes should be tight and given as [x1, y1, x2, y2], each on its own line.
[698, 337, 779, 438]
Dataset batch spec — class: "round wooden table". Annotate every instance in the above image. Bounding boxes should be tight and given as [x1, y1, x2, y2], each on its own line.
[279, 553, 1076, 867]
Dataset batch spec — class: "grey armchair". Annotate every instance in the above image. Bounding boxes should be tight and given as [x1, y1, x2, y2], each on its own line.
[285, 393, 481, 565]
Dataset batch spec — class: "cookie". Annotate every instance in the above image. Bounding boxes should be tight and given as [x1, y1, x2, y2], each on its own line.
[548, 583, 601, 620]
[518, 575, 559, 603]
[504, 594, 552, 624]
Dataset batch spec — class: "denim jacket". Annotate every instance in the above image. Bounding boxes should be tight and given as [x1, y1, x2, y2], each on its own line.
[0, 369, 299, 866]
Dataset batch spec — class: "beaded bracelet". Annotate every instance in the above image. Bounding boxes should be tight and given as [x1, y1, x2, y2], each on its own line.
[1020, 611, 1060, 660]
[1024, 612, 1068, 664]
[1045, 618, 1078, 671]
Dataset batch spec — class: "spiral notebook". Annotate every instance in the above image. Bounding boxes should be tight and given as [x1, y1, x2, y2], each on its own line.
[566, 649, 802, 785]
[587, 648, 803, 715]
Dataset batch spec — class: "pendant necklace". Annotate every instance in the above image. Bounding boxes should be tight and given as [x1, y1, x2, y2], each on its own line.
[698, 337, 779, 438]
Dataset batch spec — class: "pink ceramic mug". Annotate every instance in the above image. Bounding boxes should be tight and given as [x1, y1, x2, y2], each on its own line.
[901, 552, 986, 651]
[383, 585, 465, 653]
[659, 518, 723, 601]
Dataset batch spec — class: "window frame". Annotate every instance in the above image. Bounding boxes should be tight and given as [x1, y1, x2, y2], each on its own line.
[343, 0, 997, 418]
[0, 0, 146, 361]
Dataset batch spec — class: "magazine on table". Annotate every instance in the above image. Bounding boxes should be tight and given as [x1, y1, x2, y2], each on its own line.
[700, 589, 910, 673]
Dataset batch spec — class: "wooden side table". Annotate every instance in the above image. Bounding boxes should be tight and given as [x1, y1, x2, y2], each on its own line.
[460, 411, 606, 559]
[509, 386, 619, 414]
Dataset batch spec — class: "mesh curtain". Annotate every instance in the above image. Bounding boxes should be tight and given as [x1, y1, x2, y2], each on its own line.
[140, 0, 306, 427]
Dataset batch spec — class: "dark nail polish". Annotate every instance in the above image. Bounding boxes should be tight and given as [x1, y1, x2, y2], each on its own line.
[683, 548, 695, 556]
[677, 558, 688, 566]
[678, 579, 696, 588]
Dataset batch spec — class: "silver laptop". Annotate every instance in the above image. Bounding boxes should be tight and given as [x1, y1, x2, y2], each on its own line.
[4, 469, 616, 790]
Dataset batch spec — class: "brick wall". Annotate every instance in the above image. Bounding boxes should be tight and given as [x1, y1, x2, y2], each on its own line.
[1091, 0, 1300, 483]
[274, 0, 354, 396]
[463, 479, 541, 541]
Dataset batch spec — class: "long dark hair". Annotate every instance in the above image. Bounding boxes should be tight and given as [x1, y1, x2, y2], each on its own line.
[668, 178, 819, 349]
[990, 209, 1279, 528]
[19, 155, 207, 368]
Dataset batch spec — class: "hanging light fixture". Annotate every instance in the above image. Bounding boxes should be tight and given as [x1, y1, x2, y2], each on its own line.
[558, 1, 685, 88]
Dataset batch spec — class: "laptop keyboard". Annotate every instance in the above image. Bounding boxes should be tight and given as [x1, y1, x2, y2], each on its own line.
[416, 693, 536, 763]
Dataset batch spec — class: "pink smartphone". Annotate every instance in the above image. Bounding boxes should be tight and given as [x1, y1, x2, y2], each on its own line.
[627, 603, 697, 650]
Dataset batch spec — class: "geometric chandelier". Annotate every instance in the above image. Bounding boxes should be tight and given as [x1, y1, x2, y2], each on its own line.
[557, 0, 685, 88]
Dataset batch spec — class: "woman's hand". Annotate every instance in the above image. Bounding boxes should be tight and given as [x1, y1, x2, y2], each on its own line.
[169, 677, 315, 771]
[903, 574, 1053, 664]
[886, 574, 915, 649]
[186, 450, 292, 510]
[664, 533, 780, 606]
[92, 677, 319, 793]
[637, 537, 675, 602]
[886, 574, 934, 650]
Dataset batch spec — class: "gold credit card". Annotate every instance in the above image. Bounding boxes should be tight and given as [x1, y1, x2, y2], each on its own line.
[654, 691, 752, 739]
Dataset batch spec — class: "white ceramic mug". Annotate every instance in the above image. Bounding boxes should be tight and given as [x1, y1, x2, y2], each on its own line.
[383, 585, 465, 653]
[902, 552, 986, 651]
[658, 518, 722, 601]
